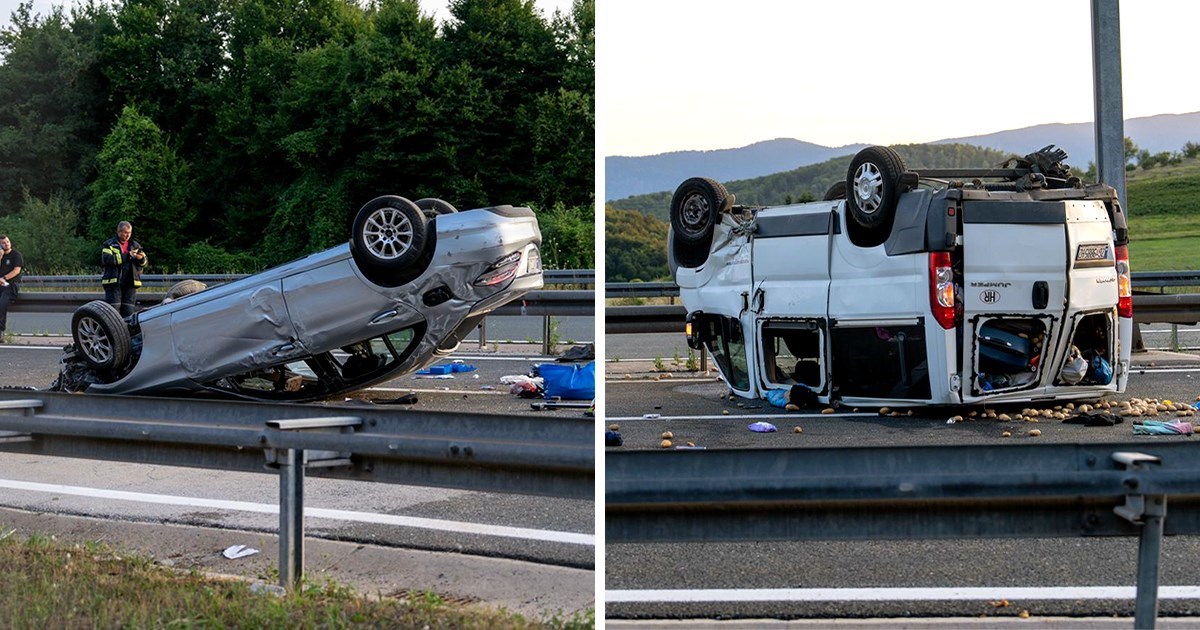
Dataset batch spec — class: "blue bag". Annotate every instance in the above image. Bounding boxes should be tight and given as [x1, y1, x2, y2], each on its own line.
[1088, 355, 1113, 385]
[539, 361, 596, 400]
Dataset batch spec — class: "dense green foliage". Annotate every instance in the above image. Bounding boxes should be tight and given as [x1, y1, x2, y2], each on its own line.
[0, 0, 594, 272]
[610, 143, 1012, 221]
[605, 206, 667, 282]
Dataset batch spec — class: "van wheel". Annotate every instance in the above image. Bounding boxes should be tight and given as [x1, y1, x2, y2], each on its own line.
[845, 146, 907, 231]
[823, 180, 847, 201]
[72, 300, 131, 372]
[670, 177, 730, 268]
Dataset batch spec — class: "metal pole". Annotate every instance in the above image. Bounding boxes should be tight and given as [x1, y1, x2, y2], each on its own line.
[1134, 495, 1166, 629]
[1091, 0, 1127, 208]
[543, 316, 552, 355]
[478, 317, 487, 350]
[278, 448, 305, 590]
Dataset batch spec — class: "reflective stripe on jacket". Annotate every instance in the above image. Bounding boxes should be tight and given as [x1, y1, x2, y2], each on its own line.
[100, 237, 147, 287]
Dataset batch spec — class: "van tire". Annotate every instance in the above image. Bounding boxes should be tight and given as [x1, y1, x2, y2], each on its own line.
[823, 180, 847, 201]
[845, 146, 907, 231]
[671, 177, 730, 268]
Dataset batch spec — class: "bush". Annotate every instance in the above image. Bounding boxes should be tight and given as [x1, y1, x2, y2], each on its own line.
[181, 243, 262, 274]
[4, 191, 91, 273]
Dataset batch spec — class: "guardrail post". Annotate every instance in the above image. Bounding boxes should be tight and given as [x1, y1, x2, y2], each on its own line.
[278, 447, 304, 590]
[1170, 324, 1179, 351]
[478, 318, 488, 350]
[1113, 451, 1165, 629]
[543, 316, 551, 356]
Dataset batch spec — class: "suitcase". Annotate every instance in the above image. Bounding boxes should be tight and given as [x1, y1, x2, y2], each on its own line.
[978, 324, 1034, 373]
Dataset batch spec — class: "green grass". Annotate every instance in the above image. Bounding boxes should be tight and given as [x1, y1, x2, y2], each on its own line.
[1125, 159, 1200, 271]
[0, 531, 593, 629]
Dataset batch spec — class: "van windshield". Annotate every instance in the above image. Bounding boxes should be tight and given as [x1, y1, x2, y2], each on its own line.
[704, 316, 750, 391]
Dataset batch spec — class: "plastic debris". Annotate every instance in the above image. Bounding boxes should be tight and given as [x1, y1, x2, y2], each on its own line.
[1133, 419, 1194, 435]
[643, 413, 661, 419]
[222, 545, 259, 560]
[417, 363, 477, 375]
[748, 421, 777, 433]
[605, 430, 623, 447]
[415, 374, 454, 380]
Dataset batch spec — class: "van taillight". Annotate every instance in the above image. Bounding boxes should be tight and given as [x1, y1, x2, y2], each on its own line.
[1116, 244, 1132, 318]
[929, 252, 956, 329]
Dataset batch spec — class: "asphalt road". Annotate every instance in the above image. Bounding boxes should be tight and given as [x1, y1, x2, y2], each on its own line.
[603, 354, 1200, 620]
[0, 342, 595, 614]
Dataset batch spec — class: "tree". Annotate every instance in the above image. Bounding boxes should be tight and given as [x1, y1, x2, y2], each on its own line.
[89, 105, 193, 267]
[4, 190, 91, 272]
[1124, 137, 1139, 165]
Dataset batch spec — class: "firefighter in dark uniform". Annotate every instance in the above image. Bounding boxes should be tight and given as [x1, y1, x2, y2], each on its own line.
[100, 221, 147, 317]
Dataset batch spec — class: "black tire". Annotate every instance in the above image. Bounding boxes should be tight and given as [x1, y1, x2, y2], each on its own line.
[71, 300, 131, 372]
[666, 228, 679, 279]
[415, 197, 458, 219]
[670, 177, 730, 268]
[351, 196, 428, 277]
[845, 146, 907, 231]
[823, 180, 847, 201]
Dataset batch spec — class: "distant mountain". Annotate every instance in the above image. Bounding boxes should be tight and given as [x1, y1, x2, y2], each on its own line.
[933, 112, 1200, 168]
[605, 138, 866, 201]
[606, 112, 1200, 200]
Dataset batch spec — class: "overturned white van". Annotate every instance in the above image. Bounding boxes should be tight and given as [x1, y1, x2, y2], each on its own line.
[672, 145, 1132, 407]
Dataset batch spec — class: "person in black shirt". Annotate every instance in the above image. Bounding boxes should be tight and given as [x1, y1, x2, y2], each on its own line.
[0, 234, 23, 337]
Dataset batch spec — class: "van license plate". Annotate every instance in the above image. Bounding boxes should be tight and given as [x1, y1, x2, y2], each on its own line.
[1075, 243, 1112, 267]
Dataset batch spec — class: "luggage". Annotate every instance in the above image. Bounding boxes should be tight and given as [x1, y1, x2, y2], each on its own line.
[978, 323, 1034, 373]
[539, 361, 595, 400]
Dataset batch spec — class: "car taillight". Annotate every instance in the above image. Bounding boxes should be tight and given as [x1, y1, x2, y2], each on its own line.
[930, 252, 956, 330]
[1116, 244, 1132, 318]
[474, 251, 522, 287]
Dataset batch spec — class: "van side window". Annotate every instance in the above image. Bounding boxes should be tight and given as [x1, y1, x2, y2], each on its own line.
[704, 316, 750, 391]
[830, 324, 930, 399]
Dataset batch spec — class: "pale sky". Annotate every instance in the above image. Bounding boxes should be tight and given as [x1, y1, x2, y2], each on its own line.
[598, 0, 1200, 156]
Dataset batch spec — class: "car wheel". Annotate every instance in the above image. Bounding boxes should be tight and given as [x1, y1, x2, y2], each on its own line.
[415, 198, 458, 219]
[823, 180, 847, 201]
[352, 196, 428, 272]
[670, 177, 730, 268]
[72, 300, 131, 372]
[845, 146, 907, 231]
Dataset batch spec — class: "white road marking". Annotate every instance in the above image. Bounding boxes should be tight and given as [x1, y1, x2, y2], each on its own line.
[607, 413, 878, 422]
[605, 585, 1200, 603]
[606, 377, 716, 384]
[0, 344, 63, 350]
[1131, 367, 1200, 373]
[0, 479, 593, 546]
[365, 386, 506, 395]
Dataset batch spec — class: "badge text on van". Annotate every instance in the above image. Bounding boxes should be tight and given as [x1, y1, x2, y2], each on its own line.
[970, 281, 1011, 288]
[979, 289, 1001, 304]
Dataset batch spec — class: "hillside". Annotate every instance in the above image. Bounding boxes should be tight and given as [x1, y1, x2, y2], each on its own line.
[611, 143, 1013, 221]
[605, 153, 1200, 280]
[606, 111, 1200, 200]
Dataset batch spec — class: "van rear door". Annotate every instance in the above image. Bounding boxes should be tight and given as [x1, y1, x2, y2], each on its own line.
[960, 197, 1117, 400]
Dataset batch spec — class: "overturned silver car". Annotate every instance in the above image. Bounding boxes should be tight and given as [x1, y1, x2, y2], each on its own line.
[54, 196, 543, 401]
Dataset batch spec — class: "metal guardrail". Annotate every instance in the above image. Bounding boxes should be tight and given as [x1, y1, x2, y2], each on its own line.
[20, 269, 595, 289]
[607, 442, 1200, 628]
[0, 391, 593, 589]
[606, 296, 1200, 335]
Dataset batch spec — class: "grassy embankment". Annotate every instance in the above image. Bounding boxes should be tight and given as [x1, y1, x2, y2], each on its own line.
[0, 531, 592, 629]
[1125, 157, 1200, 271]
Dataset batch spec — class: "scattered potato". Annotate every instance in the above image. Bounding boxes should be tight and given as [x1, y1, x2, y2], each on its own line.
[1029, 429, 1042, 437]
[821, 408, 835, 415]
[661, 431, 674, 439]
[785, 403, 800, 411]
[880, 407, 891, 415]
[722, 410, 730, 415]
[793, 426, 804, 434]
[660, 439, 672, 448]
[608, 424, 620, 431]
[1002, 431, 1013, 438]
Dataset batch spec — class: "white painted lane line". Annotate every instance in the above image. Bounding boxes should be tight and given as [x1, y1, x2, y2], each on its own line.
[1131, 367, 1200, 373]
[0, 479, 593, 546]
[607, 413, 878, 422]
[0, 345, 63, 350]
[606, 378, 715, 384]
[605, 586, 1200, 603]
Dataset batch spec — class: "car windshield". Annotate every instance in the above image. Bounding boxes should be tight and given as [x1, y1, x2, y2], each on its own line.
[704, 316, 750, 392]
